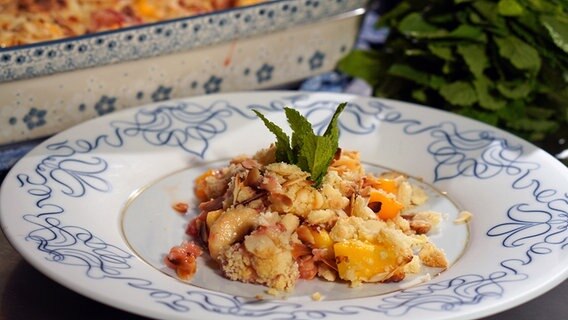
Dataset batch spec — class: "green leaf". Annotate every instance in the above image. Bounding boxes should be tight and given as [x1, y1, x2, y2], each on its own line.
[398, 13, 447, 38]
[541, 15, 568, 54]
[398, 16, 486, 41]
[494, 36, 542, 72]
[473, 77, 507, 110]
[458, 108, 499, 126]
[411, 89, 428, 102]
[497, 0, 524, 16]
[469, 10, 483, 24]
[496, 81, 535, 99]
[439, 81, 478, 106]
[376, 1, 413, 27]
[496, 99, 526, 122]
[506, 118, 558, 133]
[526, 106, 556, 120]
[427, 13, 456, 25]
[457, 43, 488, 77]
[388, 64, 429, 86]
[388, 64, 446, 89]
[337, 50, 384, 87]
[526, 0, 558, 13]
[472, 1, 508, 32]
[428, 44, 454, 61]
[284, 108, 314, 165]
[253, 110, 293, 163]
[448, 24, 487, 41]
[323, 102, 347, 138]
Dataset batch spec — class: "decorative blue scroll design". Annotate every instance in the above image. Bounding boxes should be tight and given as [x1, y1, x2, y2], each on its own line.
[337, 98, 540, 182]
[93, 271, 522, 319]
[486, 169, 568, 273]
[17, 162, 131, 277]
[110, 100, 255, 157]
[109, 280, 349, 319]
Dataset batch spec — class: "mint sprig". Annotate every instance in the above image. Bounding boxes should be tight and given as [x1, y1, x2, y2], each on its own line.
[253, 103, 347, 188]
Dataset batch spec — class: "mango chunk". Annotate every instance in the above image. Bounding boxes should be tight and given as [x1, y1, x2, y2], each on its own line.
[369, 189, 403, 220]
[334, 240, 400, 282]
[297, 225, 333, 249]
[312, 228, 333, 249]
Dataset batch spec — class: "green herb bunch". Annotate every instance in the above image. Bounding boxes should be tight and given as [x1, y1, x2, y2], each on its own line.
[338, 0, 568, 142]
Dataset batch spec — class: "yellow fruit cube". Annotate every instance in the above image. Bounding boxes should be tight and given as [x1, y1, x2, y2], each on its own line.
[334, 239, 399, 282]
[297, 225, 333, 249]
[312, 228, 333, 249]
[369, 189, 403, 220]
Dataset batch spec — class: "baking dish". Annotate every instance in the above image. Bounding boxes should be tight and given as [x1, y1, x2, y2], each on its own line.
[0, 0, 367, 145]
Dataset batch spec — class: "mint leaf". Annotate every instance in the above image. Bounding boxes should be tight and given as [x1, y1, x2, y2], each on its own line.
[497, 80, 534, 99]
[428, 44, 453, 61]
[541, 15, 568, 54]
[411, 89, 428, 102]
[285, 108, 313, 152]
[398, 13, 447, 38]
[448, 24, 487, 42]
[457, 43, 488, 77]
[494, 36, 542, 72]
[472, 1, 508, 32]
[458, 108, 499, 126]
[526, 0, 557, 13]
[498, 0, 524, 16]
[439, 81, 478, 106]
[252, 110, 293, 163]
[388, 64, 446, 89]
[324, 102, 347, 138]
[388, 64, 429, 87]
[298, 134, 334, 187]
[377, 1, 413, 27]
[474, 77, 507, 110]
[337, 50, 385, 87]
[284, 107, 314, 170]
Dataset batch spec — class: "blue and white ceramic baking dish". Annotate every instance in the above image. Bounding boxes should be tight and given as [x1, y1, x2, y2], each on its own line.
[0, 0, 367, 145]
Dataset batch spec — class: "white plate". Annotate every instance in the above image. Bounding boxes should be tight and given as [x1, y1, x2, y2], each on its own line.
[1, 91, 566, 320]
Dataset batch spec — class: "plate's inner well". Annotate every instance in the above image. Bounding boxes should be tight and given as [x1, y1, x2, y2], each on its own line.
[121, 160, 469, 300]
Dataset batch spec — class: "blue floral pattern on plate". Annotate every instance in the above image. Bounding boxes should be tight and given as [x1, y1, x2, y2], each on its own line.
[1, 92, 566, 319]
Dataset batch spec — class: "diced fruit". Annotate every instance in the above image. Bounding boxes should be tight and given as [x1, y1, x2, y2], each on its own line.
[312, 228, 333, 249]
[369, 189, 403, 220]
[194, 169, 215, 201]
[297, 225, 333, 249]
[376, 178, 398, 194]
[334, 240, 400, 282]
[364, 177, 398, 194]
